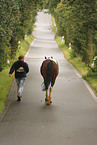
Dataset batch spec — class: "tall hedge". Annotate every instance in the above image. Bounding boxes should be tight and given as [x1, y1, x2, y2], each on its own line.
[46, 0, 97, 66]
[0, 0, 38, 71]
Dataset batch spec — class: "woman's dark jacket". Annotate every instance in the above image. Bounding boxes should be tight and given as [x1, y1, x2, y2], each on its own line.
[9, 60, 29, 78]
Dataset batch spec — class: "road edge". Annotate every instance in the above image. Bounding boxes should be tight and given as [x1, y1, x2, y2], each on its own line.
[0, 38, 35, 122]
[73, 65, 97, 103]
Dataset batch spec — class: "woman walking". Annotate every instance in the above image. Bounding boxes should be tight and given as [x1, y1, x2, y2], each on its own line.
[9, 55, 29, 101]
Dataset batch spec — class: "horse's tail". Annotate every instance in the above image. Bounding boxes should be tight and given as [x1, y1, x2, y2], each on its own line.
[43, 61, 53, 91]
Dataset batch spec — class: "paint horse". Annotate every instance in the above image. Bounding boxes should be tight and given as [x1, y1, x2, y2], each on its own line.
[40, 57, 59, 105]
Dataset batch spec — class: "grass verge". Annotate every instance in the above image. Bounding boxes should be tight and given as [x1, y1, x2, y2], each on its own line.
[0, 35, 34, 114]
[51, 16, 97, 96]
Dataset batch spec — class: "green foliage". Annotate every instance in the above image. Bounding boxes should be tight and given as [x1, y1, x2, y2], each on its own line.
[48, 0, 61, 14]
[0, 67, 14, 114]
[53, 0, 97, 65]
[55, 34, 97, 95]
[52, 12, 97, 95]
[55, 2, 72, 46]
[84, 75, 97, 94]
[0, 0, 20, 69]
[0, 0, 38, 71]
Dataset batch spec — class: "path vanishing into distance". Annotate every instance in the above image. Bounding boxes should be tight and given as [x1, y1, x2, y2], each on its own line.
[0, 10, 97, 145]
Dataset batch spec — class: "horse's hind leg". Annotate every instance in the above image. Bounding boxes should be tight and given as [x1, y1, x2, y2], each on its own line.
[45, 89, 50, 105]
[49, 87, 53, 103]
[46, 89, 51, 105]
[45, 89, 48, 101]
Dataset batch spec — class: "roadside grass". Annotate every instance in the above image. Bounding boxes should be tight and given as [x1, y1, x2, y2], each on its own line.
[55, 36, 89, 76]
[0, 67, 14, 114]
[0, 35, 34, 114]
[51, 16, 97, 96]
[84, 76, 97, 94]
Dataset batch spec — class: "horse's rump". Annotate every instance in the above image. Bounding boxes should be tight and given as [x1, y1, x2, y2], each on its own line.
[40, 59, 59, 90]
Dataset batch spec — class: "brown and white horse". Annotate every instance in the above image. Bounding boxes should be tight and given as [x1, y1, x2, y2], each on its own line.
[40, 57, 59, 105]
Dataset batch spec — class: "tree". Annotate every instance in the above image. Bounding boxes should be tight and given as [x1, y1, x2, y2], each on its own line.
[55, 1, 72, 46]
[47, 0, 61, 14]
[0, 0, 20, 69]
[10, 0, 37, 58]
[0, 0, 38, 71]
[54, 0, 97, 65]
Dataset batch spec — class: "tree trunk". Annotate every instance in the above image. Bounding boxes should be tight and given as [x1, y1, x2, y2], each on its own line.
[65, 28, 70, 47]
[87, 26, 93, 64]
[83, 27, 93, 65]
[10, 37, 18, 58]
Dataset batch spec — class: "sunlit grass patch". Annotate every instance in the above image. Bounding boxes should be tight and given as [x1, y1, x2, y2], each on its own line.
[85, 76, 97, 94]
[0, 67, 14, 114]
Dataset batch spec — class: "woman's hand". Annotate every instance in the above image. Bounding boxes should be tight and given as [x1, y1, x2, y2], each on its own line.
[9, 74, 12, 77]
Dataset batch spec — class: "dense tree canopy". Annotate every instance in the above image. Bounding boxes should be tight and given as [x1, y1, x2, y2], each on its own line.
[0, 0, 97, 71]
[46, 0, 97, 66]
[0, 0, 38, 71]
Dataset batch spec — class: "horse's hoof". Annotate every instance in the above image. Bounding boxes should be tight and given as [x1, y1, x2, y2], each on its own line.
[47, 102, 50, 105]
[46, 99, 50, 105]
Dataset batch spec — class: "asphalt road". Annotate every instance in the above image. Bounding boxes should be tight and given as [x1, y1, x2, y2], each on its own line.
[0, 10, 97, 145]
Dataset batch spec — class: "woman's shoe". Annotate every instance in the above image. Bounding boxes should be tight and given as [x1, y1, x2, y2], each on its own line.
[17, 95, 21, 101]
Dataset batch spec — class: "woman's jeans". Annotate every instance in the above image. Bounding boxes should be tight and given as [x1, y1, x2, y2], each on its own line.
[16, 77, 26, 96]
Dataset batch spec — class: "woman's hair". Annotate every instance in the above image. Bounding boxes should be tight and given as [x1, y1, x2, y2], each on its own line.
[18, 55, 24, 60]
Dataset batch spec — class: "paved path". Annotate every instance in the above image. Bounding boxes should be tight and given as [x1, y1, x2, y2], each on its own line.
[0, 10, 97, 145]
